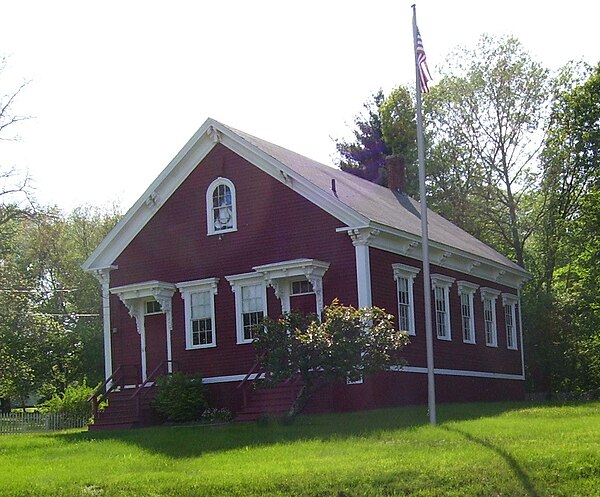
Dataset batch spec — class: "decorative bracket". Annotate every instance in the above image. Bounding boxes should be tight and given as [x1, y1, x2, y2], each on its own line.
[347, 227, 380, 247]
[207, 125, 222, 143]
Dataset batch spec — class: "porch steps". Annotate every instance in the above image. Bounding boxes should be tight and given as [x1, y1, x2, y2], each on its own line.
[235, 382, 300, 422]
[88, 388, 158, 431]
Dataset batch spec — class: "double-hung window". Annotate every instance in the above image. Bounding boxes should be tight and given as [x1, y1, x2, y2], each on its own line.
[392, 263, 420, 336]
[457, 281, 478, 344]
[225, 273, 268, 344]
[431, 274, 455, 341]
[502, 293, 519, 350]
[206, 177, 237, 235]
[480, 287, 501, 347]
[176, 278, 219, 349]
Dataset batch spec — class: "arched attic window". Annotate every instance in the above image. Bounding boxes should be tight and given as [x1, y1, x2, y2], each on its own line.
[206, 177, 237, 235]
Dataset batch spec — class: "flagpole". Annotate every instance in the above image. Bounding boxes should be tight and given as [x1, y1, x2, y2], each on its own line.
[412, 3, 436, 425]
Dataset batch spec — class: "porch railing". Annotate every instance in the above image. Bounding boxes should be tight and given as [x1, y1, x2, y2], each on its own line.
[87, 364, 139, 423]
[237, 359, 266, 408]
[129, 360, 177, 418]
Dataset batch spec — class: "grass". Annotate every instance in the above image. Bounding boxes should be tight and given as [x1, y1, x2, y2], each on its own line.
[0, 401, 598, 496]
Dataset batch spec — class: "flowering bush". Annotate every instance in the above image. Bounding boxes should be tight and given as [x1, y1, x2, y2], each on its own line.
[201, 407, 233, 424]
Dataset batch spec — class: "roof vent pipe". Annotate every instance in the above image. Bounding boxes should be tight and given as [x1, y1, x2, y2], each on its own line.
[331, 178, 337, 196]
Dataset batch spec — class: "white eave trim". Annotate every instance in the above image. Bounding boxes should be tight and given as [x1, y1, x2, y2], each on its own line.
[83, 118, 367, 272]
[110, 280, 176, 301]
[340, 221, 530, 289]
[252, 258, 330, 280]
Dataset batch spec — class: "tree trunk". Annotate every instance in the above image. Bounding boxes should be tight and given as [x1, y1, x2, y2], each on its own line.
[0, 397, 11, 414]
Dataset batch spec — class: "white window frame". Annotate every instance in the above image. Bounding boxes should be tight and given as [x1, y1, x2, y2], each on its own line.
[481, 287, 501, 347]
[457, 281, 479, 344]
[206, 177, 237, 235]
[225, 273, 268, 344]
[392, 263, 420, 336]
[144, 299, 162, 316]
[431, 274, 455, 341]
[290, 279, 313, 296]
[502, 293, 519, 350]
[176, 278, 219, 350]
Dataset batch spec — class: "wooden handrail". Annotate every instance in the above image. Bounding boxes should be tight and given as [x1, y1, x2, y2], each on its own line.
[129, 360, 176, 400]
[88, 365, 128, 423]
[237, 358, 269, 408]
[129, 360, 177, 418]
[237, 359, 263, 390]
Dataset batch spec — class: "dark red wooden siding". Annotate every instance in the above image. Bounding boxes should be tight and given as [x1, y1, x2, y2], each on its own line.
[369, 247, 523, 376]
[110, 144, 357, 380]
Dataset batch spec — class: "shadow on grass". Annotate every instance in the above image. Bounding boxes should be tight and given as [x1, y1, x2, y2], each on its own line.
[442, 425, 541, 497]
[55, 401, 529, 459]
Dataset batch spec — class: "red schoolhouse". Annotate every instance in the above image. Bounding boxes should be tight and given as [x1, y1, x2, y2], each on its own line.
[84, 118, 529, 428]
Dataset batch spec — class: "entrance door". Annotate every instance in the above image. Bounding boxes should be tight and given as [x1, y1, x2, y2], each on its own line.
[144, 311, 168, 380]
[289, 279, 318, 315]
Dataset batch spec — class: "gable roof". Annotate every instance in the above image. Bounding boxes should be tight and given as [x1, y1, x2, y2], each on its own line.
[83, 118, 529, 287]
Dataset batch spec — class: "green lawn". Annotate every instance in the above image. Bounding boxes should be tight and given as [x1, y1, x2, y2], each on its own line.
[1, 401, 598, 497]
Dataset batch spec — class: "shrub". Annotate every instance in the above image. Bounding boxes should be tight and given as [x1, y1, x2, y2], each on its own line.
[39, 382, 95, 421]
[152, 373, 207, 422]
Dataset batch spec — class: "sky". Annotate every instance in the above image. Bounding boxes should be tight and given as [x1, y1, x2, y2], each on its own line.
[1, 0, 598, 212]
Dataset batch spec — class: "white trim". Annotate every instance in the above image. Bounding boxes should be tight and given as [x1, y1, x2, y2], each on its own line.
[82, 118, 530, 296]
[457, 280, 479, 294]
[110, 280, 176, 381]
[364, 222, 531, 289]
[225, 273, 268, 344]
[253, 258, 330, 317]
[346, 228, 379, 308]
[83, 118, 367, 272]
[198, 367, 525, 384]
[517, 288, 525, 378]
[481, 287, 500, 348]
[110, 280, 177, 301]
[144, 299, 162, 315]
[390, 365, 525, 381]
[392, 263, 420, 336]
[206, 177, 237, 235]
[176, 278, 219, 350]
[457, 281, 478, 344]
[431, 274, 454, 341]
[431, 274, 455, 289]
[92, 266, 117, 386]
[502, 293, 518, 351]
[201, 373, 265, 384]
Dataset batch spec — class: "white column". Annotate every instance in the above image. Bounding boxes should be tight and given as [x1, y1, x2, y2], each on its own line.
[139, 302, 147, 382]
[348, 228, 379, 308]
[93, 267, 116, 386]
[518, 287, 526, 379]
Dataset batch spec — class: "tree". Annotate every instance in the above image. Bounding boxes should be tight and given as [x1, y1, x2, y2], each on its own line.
[334, 87, 419, 195]
[0, 56, 33, 226]
[525, 63, 600, 396]
[0, 218, 77, 408]
[379, 86, 418, 195]
[253, 299, 409, 416]
[0, 205, 121, 409]
[535, 62, 598, 291]
[335, 90, 389, 184]
[17, 205, 121, 388]
[425, 35, 550, 267]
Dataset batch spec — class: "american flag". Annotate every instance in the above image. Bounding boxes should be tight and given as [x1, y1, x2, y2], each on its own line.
[416, 28, 432, 93]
